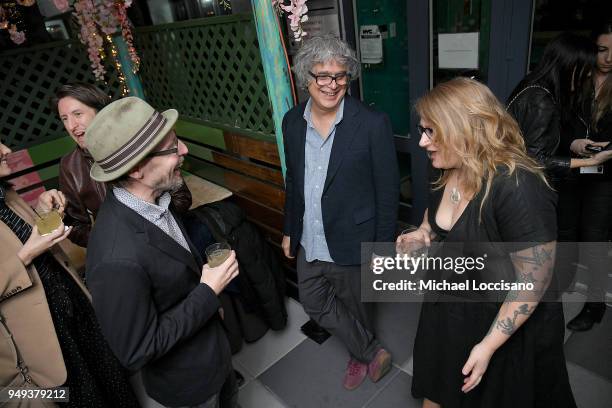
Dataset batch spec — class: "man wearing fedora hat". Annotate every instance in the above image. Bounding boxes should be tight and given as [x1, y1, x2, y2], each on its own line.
[84, 97, 239, 408]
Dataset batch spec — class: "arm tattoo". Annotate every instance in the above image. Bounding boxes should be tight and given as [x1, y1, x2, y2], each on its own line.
[510, 245, 553, 266]
[495, 303, 536, 335]
[510, 244, 555, 297]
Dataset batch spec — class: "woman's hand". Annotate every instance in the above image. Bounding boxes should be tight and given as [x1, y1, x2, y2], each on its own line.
[570, 139, 595, 156]
[17, 223, 72, 266]
[461, 340, 496, 393]
[590, 148, 612, 165]
[395, 225, 431, 248]
[37, 189, 67, 216]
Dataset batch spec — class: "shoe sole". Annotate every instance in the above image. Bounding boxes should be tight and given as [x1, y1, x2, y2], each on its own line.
[343, 373, 367, 391]
[369, 354, 392, 383]
[343, 379, 366, 391]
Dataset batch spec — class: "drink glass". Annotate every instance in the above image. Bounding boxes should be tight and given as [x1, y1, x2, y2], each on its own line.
[36, 209, 63, 235]
[205, 242, 231, 267]
[397, 226, 428, 257]
[397, 226, 429, 295]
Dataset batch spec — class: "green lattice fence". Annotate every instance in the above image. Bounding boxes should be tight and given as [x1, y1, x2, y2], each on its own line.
[135, 14, 275, 138]
[0, 40, 122, 150]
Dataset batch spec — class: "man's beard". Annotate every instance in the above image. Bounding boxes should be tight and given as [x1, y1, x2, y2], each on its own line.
[153, 173, 184, 196]
[168, 176, 184, 193]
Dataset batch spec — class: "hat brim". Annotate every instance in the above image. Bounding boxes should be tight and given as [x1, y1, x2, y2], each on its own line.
[90, 108, 179, 182]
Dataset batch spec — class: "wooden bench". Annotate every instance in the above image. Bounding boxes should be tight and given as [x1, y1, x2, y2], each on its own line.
[176, 119, 297, 297]
[7, 136, 74, 206]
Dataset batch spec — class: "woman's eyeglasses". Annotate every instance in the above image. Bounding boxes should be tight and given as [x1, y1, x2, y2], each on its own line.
[416, 125, 434, 140]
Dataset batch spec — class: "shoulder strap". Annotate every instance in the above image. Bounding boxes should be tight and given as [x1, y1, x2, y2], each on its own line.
[507, 85, 555, 110]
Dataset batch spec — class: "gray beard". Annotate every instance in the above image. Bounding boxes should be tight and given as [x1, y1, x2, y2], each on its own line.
[154, 175, 184, 196]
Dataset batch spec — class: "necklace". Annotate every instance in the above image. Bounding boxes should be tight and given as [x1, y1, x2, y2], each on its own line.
[450, 187, 461, 204]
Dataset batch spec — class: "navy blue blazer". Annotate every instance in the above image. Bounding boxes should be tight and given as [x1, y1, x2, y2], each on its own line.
[282, 95, 400, 265]
[86, 191, 231, 407]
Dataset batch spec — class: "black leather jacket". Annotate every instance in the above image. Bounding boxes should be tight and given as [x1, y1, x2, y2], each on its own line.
[507, 85, 572, 182]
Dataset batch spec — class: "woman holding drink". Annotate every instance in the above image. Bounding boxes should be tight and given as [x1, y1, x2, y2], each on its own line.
[397, 78, 576, 408]
[0, 141, 139, 407]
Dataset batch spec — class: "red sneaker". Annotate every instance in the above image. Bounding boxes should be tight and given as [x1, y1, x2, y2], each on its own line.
[343, 358, 368, 390]
[368, 348, 392, 382]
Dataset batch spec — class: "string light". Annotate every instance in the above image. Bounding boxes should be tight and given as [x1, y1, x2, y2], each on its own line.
[106, 34, 129, 96]
[0, 2, 27, 44]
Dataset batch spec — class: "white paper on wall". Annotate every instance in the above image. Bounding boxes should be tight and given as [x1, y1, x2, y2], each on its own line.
[438, 32, 480, 69]
[360, 25, 383, 64]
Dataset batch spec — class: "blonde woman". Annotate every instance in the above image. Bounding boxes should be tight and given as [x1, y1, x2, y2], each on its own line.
[399, 78, 576, 408]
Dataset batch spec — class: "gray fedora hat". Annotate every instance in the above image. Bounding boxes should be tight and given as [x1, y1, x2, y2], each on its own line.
[85, 97, 178, 182]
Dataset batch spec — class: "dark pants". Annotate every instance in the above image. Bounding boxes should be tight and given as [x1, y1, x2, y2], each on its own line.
[296, 248, 380, 362]
[557, 177, 612, 301]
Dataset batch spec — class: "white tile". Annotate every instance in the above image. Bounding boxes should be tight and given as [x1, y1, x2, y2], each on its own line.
[238, 379, 289, 408]
[567, 362, 612, 408]
[398, 355, 413, 376]
[234, 297, 309, 377]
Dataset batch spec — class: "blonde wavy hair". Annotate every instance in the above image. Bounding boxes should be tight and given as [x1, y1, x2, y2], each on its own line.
[415, 77, 548, 214]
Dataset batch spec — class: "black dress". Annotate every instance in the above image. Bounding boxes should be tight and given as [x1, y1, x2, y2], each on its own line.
[411, 169, 576, 408]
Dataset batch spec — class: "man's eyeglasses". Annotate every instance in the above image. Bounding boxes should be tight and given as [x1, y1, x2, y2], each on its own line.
[416, 125, 434, 140]
[308, 71, 350, 87]
[147, 146, 178, 158]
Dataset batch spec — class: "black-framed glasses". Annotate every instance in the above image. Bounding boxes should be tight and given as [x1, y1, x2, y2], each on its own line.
[308, 71, 350, 86]
[416, 125, 434, 140]
[147, 146, 178, 158]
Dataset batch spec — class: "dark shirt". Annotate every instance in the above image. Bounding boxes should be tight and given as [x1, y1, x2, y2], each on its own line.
[427, 168, 558, 300]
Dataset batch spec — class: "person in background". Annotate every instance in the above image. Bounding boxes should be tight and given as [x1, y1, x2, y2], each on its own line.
[508, 32, 612, 299]
[564, 20, 612, 331]
[281, 36, 400, 391]
[54, 83, 192, 247]
[401, 77, 576, 408]
[0, 140, 139, 408]
[507, 32, 612, 184]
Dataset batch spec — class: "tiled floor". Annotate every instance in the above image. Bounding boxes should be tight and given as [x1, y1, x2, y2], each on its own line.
[232, 296, 612, 408]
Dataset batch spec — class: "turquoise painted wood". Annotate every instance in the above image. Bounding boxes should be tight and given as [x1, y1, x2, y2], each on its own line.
[113, 35, 145, 99]
[251, 0, 294, 178]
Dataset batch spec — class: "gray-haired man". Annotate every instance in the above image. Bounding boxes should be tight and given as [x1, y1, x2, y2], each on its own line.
[282, 36, 400, 390]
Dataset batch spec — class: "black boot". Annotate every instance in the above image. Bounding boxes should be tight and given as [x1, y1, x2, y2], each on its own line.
[567, 302, 606, 331]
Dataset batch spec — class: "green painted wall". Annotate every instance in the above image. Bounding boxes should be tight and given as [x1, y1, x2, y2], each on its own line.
[433, 0, 491, 83]
[356, 0, 410, 135]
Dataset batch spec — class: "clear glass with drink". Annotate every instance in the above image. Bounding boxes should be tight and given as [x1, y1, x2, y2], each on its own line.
[205, 242, 231, 267]
[36, 209, 63, 235]
[397, 226, 429, 295]
[397, 226, 429, 257]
